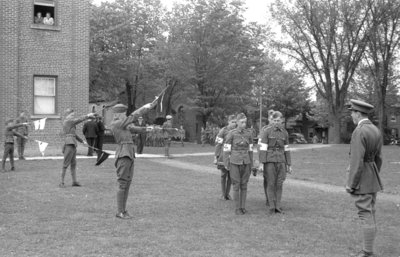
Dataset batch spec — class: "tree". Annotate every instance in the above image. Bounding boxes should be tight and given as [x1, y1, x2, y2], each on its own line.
[271, 0, 375, 143]
[163, 0, 267, 127]
[363, 0, 400, 132]
[90, 0, 166, 113]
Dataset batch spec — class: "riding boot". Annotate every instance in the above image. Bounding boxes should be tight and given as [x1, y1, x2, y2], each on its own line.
[240, 189, 247, 211]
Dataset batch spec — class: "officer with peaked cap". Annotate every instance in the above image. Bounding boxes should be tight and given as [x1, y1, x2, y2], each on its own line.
[346, 99, 382, 257]
[60, 108, 95, 187]
[223, 113, 255, 215]
[110, 102, 154, 219]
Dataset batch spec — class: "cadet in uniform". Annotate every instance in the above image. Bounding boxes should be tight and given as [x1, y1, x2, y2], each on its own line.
[134, 116, 147, 154]
[214, 114, 237, 200]
[223, 113, 254, 215]
[2, 119, 28, 172]
[346, 99, 382, 257]
[110, 103, 154, 219]
[258, 111, 292, 214]
[60, 109, 95, 188]
[15, 111, 29, 160]
[162, 115, 173, 158]
[258, 109, 275, 207]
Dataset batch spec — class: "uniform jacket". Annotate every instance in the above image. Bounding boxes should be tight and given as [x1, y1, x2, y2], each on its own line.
[162, 120, 173, 139]
[16, 117, 29, 135]
[258, 125, 291, 165]
[97, 120, 105, 136]
[110, 115, 146, 161]
[214, 126, 234, 165]
[223, 128, 253, 168]
[134, 120, 147, 138]
[348, 119, 383, 194]
[83, 120, 99, 138]
[4, 124, 26, 144]
[63, 115, 88, 146]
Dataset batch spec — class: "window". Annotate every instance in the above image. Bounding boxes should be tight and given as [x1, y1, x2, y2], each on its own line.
[33, 0, 55, 26]
[391, 115, 396, 123]
[34, 76, 56, 115]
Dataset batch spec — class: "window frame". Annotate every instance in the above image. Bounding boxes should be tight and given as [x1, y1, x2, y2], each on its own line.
[31, 0, 60, 31]
[33, 75, 58, 116]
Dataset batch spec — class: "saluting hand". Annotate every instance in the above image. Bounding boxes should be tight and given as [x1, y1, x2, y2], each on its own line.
[345, 186, 354, 194]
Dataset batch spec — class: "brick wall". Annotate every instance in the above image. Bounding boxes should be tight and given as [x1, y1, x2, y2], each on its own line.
[0, 0, 90, 154]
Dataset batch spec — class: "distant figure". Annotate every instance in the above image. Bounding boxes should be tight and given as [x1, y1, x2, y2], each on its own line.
[16, 111, 29, 160]
[2, 119, 28, 172]
[134, 116, 146, 154]
[162, 115, 173, 158]
[312, 134, 319, 144]
[95, 116, 105, 161]
[82, 118, 99, 156]
[43, 12, 54, 25]
[34, 12, 43, 24]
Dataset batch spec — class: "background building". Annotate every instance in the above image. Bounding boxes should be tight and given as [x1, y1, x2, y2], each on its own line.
[0, 0, 90, 144]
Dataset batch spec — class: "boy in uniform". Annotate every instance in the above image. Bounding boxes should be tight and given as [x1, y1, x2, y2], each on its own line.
[258, 111, 292, 214]
[223, 113, 255, 215]
[214, 114, 237, 200]
[2, 119, 28, 172]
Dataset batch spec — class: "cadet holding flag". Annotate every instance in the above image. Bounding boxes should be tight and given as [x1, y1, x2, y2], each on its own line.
[346, 99, 382, 257]
[2, 119, 29, 172]
[60, 108, 95, 188]
[258, 111, 292, 215]
[214, 114, 237, 200]
[223, 113, 254, 215]
[110, 103, 154, 219]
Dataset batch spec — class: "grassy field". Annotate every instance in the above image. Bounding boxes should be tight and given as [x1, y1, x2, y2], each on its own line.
[0, 143, 399, 257]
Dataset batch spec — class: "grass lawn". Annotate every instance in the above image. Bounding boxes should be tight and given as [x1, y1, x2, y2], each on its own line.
[0, 144, 399, 257]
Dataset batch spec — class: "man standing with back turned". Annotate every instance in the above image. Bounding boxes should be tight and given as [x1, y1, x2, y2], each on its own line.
[347, 99, 383, 257]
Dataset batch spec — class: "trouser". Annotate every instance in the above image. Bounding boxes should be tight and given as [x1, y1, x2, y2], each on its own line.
[352, 193, 378, 253]
[116, 157, 134, 213]
[219, 166, 231, 197]
[137, 134, 145, 154]
[263, 176, 269, 205]
[96, 135, 104, 161]
[230, 163, 251, 210]
[264, 162, 287, 210]
[86, 137, 96, 156]
[2, 143, 14, 169]
[61, 145, 78, 183]
[16, 137, 27, 158]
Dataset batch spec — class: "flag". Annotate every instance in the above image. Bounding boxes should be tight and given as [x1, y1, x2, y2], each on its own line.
[35, 140, 48, 156]
[39, 118, 47, 130]
[155, 85, 173, 118]
[33, 118, 47, 130]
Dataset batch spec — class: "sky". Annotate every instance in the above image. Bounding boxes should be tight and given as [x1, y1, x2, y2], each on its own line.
[91, 0, 271, 24]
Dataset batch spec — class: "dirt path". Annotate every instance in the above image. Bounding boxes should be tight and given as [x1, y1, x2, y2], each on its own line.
[148, 157, 400, 204]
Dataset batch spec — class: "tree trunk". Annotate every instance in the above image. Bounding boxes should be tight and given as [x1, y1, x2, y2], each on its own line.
[125, 79, 133, 115]
[328, 113, 342, 144]
[377, 85, 386, 134]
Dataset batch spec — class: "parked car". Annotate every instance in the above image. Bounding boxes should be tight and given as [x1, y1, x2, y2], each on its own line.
[289, 133, 308, 144]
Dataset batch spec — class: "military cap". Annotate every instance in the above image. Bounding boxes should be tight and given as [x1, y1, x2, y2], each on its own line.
[166, 115, 172, 120]
[64, 108, 74, 116]
[236, 113, 247, 121]
[228, 114, 236, 121]
[112, 104, 128, 113]
[348, 99, 374, 114]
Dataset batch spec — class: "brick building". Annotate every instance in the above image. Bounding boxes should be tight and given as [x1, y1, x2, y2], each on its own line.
[0, 0, 90, 144]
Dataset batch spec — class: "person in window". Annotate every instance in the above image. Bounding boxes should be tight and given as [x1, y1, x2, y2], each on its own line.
[34, 12, 43, 24]
[43, 12, 54, 25]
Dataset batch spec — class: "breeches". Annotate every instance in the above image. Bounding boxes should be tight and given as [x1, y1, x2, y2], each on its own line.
[116, 157, 134, 188]
[230, 164, 251, 191]
[264, 162, 286, 188]
[63, 145, 77, 170]
[352, 193, 377, 226]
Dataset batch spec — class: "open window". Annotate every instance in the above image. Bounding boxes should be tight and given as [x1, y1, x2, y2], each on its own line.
[34, 76, 57, 115]
[33, 0, 55, 26]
